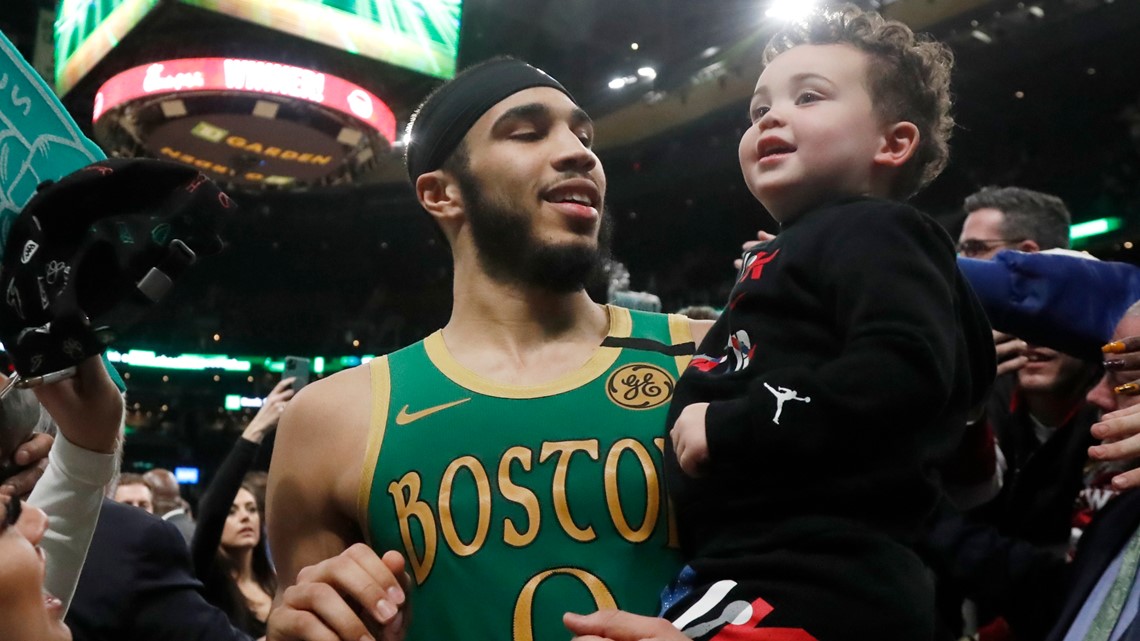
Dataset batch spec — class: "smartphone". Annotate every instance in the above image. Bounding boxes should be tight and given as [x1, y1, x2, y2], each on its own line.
[282, 356, 310, 393]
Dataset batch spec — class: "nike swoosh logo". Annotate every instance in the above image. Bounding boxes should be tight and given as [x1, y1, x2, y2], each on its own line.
[395, 398, 472, 425]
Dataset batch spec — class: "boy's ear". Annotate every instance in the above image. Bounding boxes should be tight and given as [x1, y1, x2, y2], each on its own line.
[415, 170, 465, 224]
[874, 121, 920, 168]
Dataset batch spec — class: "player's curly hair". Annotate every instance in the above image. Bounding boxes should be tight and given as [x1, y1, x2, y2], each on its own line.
[762, 4, 954, 200]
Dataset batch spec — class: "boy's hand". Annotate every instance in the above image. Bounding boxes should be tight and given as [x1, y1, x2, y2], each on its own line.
[733, 230, 778, 271]
[993, 331, 1028, 376]
[564, 610, 687, 641]
[671, 403, 710, 477]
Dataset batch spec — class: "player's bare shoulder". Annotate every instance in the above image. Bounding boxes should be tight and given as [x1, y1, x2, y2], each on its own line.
[688, 319, 715, 347]
[273, 363, 375, 515]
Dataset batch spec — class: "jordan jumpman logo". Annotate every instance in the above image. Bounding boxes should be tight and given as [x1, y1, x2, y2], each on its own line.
[763, 383, 811, 425]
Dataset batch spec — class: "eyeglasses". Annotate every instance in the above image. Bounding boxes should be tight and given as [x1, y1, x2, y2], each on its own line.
[956, 238, 1025, 258]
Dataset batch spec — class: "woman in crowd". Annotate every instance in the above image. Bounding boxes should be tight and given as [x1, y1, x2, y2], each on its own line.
[192, 377, 294, 636]
[1, 495, 70, 641]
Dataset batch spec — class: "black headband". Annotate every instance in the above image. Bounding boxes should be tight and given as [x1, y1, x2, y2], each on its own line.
[404, 58, 574, 183]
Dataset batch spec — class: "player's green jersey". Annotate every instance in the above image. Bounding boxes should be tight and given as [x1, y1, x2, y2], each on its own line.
[360, 305, 694, 641]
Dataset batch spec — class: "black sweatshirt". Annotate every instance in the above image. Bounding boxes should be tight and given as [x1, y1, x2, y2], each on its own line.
[665, 197, 996, 564]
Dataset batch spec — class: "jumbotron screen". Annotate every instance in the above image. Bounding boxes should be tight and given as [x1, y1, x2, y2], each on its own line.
[55, 0, 462, 94]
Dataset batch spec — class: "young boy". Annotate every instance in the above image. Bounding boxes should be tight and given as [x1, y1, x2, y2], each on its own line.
[661, 6, 995, 640]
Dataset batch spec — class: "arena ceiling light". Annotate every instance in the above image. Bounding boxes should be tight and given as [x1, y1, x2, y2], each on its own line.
[765, 0, 819, 22]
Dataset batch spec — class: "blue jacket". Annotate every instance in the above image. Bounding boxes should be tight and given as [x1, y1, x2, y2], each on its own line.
[958, 251, 1140, 360]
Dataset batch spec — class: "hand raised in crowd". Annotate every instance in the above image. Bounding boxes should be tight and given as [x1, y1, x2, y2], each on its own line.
[31, 355, 124, 455]
[732, 230, 778, 271]
[1089, 403, 1140, 489]
[267, 544, 411, 641]
[243, 377, 296, 444]
[0, 432, 52, 498]
[564, 610, 688, 641]
[671, 402, 710, 477]
[993, 330, 1029, 377]
[1103, 335, 1140, 392]
[1089, 335, 1140, 488]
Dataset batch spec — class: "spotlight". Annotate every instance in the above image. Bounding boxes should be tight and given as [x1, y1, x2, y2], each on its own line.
[637, 67, 657, 80]
[608, 78, 627, 90]
[766, 0, 818, 21]
[970, 29, 993, 44]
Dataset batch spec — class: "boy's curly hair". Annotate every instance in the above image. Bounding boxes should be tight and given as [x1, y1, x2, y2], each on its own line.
[762, 4, 954, 200]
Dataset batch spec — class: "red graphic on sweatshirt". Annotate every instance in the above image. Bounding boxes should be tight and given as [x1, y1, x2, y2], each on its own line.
[707, 597, 818, 641]
[186, 173, 209, 193]
[738, 249, 781, 283]
[689, 355, 724, 372]
[729, 331, 756, 372]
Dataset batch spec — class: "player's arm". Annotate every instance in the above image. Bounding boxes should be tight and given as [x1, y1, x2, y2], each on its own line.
[267, 366, 408, 640]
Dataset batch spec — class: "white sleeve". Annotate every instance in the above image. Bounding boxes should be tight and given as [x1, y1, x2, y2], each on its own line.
[28, 431, 116, 614]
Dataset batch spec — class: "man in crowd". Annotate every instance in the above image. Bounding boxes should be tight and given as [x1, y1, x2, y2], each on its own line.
[112, 474, 155, 514]
[955, 186, 1105, 550]
[958, 186, 1073, 375]
[144, 468, 196, 543]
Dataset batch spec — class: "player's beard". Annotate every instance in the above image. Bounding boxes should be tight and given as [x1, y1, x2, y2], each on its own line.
[457, 168, 613, 294]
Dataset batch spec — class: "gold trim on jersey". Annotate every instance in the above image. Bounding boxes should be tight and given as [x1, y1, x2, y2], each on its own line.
[667, 313, 695, 373]
[423, 305, 633, 399]
[357, 355, 392, 546]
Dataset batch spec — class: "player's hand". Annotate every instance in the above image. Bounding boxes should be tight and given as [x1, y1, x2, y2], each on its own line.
[993, 331, 1028, 377]
[564, 610, 687, 641]
[244, 378, 297, 443]
[32, 356, 123, 455]
[267, 544, 411, 641]
[1089, 403, 1140, 490]
[1104, 335, 1140, 395]
[733, 230, 778, 271]
[671, 403, 710, 477]
[0, 432, 52, 498]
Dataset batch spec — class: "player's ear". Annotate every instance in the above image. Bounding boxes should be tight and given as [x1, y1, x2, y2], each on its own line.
[874, 121, 920, 168]
[416, 170, 465, 225]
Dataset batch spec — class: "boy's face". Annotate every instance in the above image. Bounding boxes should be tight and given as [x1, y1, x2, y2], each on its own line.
[740, 44, 893, 222]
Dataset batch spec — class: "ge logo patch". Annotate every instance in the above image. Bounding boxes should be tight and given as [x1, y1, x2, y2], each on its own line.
[606, 363, 675, 410]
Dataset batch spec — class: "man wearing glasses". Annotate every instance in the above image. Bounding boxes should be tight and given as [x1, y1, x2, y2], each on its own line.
[957, 186, 1072, 259]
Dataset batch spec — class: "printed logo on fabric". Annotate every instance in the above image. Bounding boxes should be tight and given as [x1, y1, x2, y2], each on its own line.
[606, 363, 675, 410]
[6, 279, 23, 319]
[19, 240, 37, 264]
[61, 338, 84, 359]
[35, 276, 47, 310]
[45, 260, 68, 285]
[394, 398, 472, 426]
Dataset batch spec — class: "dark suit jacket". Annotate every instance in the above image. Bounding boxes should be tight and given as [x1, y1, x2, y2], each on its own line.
[163, 508, 196, 544]
[66, 499, 252, 641]
[1046, 489, 1140, 641]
